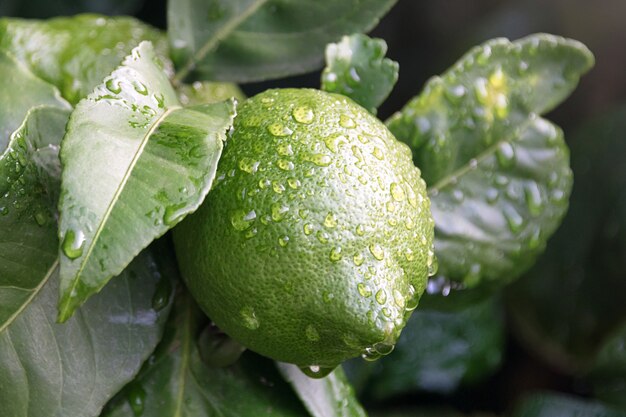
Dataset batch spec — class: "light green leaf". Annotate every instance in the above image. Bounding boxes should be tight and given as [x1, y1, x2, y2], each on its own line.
[102, 291, 307, 417]
[510, 393, 626, 417]
[277, 363, 367, 417]
[0, 50, 69, 150]
[57, 41, 236, 321]
[321, 33, 399, 114]
[386, 34, 594, 294]
[0, 14, 170, 104]
[169, 0, 398, 83]
[352, 295, 504, 399]
[177, 80, 246, 106]
[0, 248, 174, 417]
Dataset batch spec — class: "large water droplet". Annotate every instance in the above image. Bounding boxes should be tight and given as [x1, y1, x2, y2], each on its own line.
[230, 209, 256, 231]
[276, 159, 294, 171]
[62, 229, 86, 259]
[324, 212, 338, 228]
[329, 247, 343, 262]
[496, 142, 515, 167]
[504, 205, 524, 233]
[390, 182, 406, 202]
[369, 244, 384, 261]
[524, 182, 544, 216]
[339, 114, 356, 129]
[299, 365, 336, 379]
[126, 383, 146, 417]
[375, 289, 387, 305]
[292, 106, 315, 124]
[307, 154, 332, 167]
[238, 157, 259, 174]
[271, 203, 289, 222]
[151, 277, 172, 311]
[357, 283, 372, 297]
[267, 123, 292, 137]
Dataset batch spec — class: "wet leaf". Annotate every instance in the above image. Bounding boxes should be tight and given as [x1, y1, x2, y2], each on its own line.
[57, 42, 236, 321]
[510, 393, 626, 417]
[0, 249, 173, 417]
[277, 362, 367, 417]
[321, 33, 398, 114]
[387, 34, 594, 297]
[0, 106, 69, 334]
[102, 291, 306, 417]
[0, 14, 169, 104]
[169, 0, 397, 83]
[353, 295, 504, 399]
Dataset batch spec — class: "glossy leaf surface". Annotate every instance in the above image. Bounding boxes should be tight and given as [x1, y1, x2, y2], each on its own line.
[321, 34, 398, 114]
[387, 34, 594, 293]
[169, 0, 397, 83]
[357, 295, 504, 399]
[0, 249, 173, 417]
[102, 291, 307, 417]
[0, 14, 169, 104]
[0, 50, 68, 149]
[0, 106, 69, 333]
[277, 363, 367, 417]
[58, 41, 236, 321]
[510, 393, 626, 417]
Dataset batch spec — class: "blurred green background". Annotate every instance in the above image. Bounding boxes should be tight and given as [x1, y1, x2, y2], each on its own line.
[2, 0, 625, 415]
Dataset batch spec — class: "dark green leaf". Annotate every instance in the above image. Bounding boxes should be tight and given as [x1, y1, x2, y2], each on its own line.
[169, 0, 398, 83]
[277, 362, 367, 417]
[57, 41, 236, 321]
[177, 81, 246, 106]
[386, 34, 594, 294]
[0, 14, 169, 104]
[369, 408, 465, 417]
[510, 393, 626, 417]
[591, 322, 626, 409]
[321, 33, 398, 114]
[0, 248, 173, 417]
[102, 291, 307, 417]
[0, 49, 69, 149]
[346, 295, 503, 399]
[506, 106, 626, 373]
[0, 106, 69, 334]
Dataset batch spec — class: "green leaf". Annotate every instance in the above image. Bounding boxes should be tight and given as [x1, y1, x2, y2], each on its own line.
[0, 248, 174, 417]
[354, 295, 504, 399]
[0, 106, 70, 334]
[369, 408, 464, 417]
[0, 49, 69, 150]
[102, 291, 307, 417]
[386, 34, 594, 294]
[0, 14, 170, 104]
[506, 106, 626, 374]
[510, 393, 626, 417]
[169, 0, 398, 83]
[321, 33, 399, 114]
[277, 363, 367, 417]
[177, 81, 246, 106]
[57, 41, 236, 321]
[591, 322, 626, 409]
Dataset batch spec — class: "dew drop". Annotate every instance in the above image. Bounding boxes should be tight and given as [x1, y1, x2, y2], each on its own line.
[355, 224, 365, 236]
[329, 247, 343, 262]
[496, 142, 515, 167]
[278, 235, 290, 247]
[358, 283, 372, 297]
[299, 365, 335, 378]
[62, 229, 86, 259]
[292, 106, 315, 124]
[267, 123, 292, 137]
[390, 182, 406, 201]
[308, 154, 332, 167]
[426, 249, 438, 276]
[126, 383, 146, 417]
[504, 205, 524, 233]
[271, 203, 289, 221]
[276, 159, 294, 171]
[287, 178, 301, 189]
[303, 223, 314, 235]
[316, 231, 329, 244]
[361, 347, 382, 362]
[524, 182, 544, 216]
[375, 289, 387, 305]
[369, 244, 384, 260]
[230, 209, 256, 231]
[238, 157, 259, 174]
[339, 114, 356, 128]
[373, 341, 395, 355]
[151, 277, 172, 311]
[324, 212, 338, 228]
[353, 252, 364, 266]
[105, 78, 122, 94]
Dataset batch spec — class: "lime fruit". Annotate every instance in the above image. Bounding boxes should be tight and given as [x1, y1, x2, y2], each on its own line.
[173, 88, 435, 375]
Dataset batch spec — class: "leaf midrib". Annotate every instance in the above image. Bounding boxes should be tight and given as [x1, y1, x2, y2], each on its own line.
[173, 0, 269, 84]
[0, 259, 58, 334]
[427, 116, 536, 195]
[59, 106, 180, 320]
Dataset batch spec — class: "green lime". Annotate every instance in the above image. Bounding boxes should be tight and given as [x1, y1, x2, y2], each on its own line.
[174, 88, 435, 376]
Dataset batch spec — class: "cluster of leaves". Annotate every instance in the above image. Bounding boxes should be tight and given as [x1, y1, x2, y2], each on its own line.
[1, 0, 619, 416]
